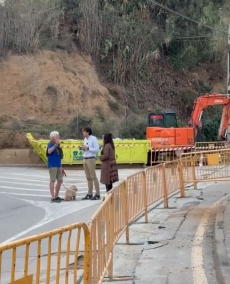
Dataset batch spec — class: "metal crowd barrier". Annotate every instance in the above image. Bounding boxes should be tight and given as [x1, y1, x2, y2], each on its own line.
[2, 147, 230, 283]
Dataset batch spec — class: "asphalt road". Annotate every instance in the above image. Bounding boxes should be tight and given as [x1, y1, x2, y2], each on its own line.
[0, 166, 142, 244]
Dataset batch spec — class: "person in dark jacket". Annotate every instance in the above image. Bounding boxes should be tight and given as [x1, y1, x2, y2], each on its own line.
[100, 133, 119, 192]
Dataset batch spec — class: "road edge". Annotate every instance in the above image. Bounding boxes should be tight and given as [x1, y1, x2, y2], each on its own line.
[214, 200, 230, 284]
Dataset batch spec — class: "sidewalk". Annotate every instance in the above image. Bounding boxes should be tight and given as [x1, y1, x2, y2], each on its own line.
[214, 196, 230, 284]
[103, 182, 204, 284]
[103, 181, 230, 284]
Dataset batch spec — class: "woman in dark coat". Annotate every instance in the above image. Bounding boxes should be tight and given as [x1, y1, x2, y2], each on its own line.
[100, 133, 119, 192]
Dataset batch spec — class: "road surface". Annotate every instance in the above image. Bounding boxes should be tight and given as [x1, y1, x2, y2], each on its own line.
[106, 181, 230, 284]
[0, 166, 142, 243]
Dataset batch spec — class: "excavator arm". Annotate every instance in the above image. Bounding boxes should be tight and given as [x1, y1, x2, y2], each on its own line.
[189, 93, 230, 138]
[218, 103, 230, 140]
[146, 93, 230, 149]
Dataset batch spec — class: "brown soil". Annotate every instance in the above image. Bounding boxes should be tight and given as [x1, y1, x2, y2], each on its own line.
[0, 49, 120, 148]
[0, 49, 118, 124]
[0, 50, 226, 149]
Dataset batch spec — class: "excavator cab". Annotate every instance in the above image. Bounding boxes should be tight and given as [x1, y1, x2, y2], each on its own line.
[148, 111, 178, 128]
[146, 111, 194, 147]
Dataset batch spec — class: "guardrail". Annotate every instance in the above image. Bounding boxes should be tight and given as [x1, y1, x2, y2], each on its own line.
[195, 141, 229, 149]
[0, 223, 90, 284]
[180, 148, 230, 190]
[3, 147, 230, 283]
[88, 160, 183, 283]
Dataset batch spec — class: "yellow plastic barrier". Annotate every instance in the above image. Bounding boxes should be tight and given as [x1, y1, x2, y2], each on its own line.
[0, 223, 90, 284]
[9, 147, 230, 282]
[88, 160, 183, 283]
[26, 134, 150, 165]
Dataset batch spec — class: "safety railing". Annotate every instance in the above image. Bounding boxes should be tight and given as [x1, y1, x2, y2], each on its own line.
[195, 141, 229, 149]
[88, 182, 128, 283]
[88, 160, 183, 283]
[180, 148, 230, 190]
[0, 223, 90, 284]
[149, 146, 195, 165]
[5, 150, 226, 283]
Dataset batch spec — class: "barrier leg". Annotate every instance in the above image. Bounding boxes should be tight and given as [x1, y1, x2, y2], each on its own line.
[191, 157, 198, 190]
[162, 164, 168, 208]
[142, 171, 148, 223]
[178, 162, 185, 197]
[124, 181, 130, 244]
[83, 226, 91, 284]
[107, 197, 114, 280]
[107, 253, 113, 280]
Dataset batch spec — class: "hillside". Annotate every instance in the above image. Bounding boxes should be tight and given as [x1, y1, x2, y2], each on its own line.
[0, 50, 121, 147]
[0, 0, 229, 147]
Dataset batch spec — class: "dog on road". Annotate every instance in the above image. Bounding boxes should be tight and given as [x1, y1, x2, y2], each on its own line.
[64, 185, 78, 201]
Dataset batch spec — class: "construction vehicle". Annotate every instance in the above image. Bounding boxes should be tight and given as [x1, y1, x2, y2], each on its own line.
[217, 102, 230, 141]
[146, 93, 230, 164]
[27, 93, 230, 167]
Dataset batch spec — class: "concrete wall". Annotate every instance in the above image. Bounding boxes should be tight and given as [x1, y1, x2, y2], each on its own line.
[0, 149, 44, 165]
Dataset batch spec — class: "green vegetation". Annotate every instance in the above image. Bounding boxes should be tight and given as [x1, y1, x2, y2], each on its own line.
[0, 113, 147, 140]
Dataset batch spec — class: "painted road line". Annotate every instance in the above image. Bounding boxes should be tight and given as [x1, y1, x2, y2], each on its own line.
[0, 184, 119, 192]
[1, 199, 101, 244]
[0, 177, 84, 183]
[0, 180, 89, 187]
[0, 186, 105, 192]
[0, 192, 106, 198]
[192, 194, 230, 284]
[0, 179, 122, 187]
[0, 172, 135, 178]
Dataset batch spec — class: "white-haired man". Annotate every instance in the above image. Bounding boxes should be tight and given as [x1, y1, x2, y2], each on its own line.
[46, 131, 63, 203]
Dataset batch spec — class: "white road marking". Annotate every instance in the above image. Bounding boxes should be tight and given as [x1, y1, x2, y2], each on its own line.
[0, 180, 121, 188]
[192, 194, 230, 284]
[0, 181, 89, 187]
[0, 187, 105, 193]
[0, 191, 106, 198]
[1, 199, 100, 244]
[0, 176, 80, 183]
[0, 168, 141, 244]
[0, 172, 133, 179]
[0, 184, 119, 192]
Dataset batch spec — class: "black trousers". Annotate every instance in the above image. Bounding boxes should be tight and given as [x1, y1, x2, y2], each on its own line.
[106, 184, 113, 192]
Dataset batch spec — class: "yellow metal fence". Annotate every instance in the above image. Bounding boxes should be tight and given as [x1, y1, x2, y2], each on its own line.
[0, 223, 90, 284]
[180, 148, 230, 190]
[2, 147, 230, 283]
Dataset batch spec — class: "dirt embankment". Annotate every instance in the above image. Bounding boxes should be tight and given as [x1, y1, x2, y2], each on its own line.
[0, 49, 119, 148]
[0, 49, 226, 149]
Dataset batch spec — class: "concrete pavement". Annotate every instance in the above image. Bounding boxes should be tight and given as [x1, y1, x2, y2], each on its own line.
[0, 166, 142, 243]
[2, 166, 230, 284]
[0, 166, 143, 284]
[102, 181, 230, 284]
[214, 194, 230, 284]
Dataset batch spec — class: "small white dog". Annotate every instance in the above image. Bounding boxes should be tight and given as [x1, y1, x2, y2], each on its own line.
[64, 185, 78, 201]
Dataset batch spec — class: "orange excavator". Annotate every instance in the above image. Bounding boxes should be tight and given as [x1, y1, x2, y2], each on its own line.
[146, 93, 230, 160]
[217, 102, 230, 141]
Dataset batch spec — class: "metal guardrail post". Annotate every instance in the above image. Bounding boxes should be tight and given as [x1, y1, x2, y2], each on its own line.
[143, 171, 148, 223]
[107, 195, 115, 280]
[191, 156, 198, 190]
[83, 226, 91, 284]
[178, 161, 185, 197]
[162, 164, 169, 208]
[124, 180, 130, 244]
